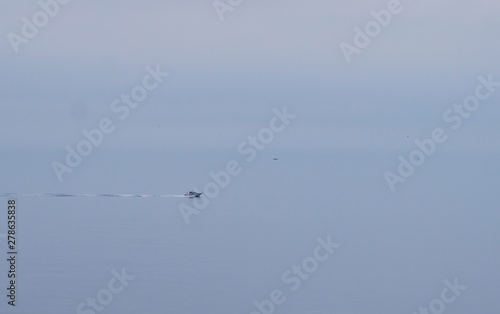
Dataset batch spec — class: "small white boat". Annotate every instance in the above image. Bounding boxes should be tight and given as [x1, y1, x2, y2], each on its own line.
[185, 191, 202, 198]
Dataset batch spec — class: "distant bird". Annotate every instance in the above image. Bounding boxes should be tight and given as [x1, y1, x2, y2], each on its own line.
[273, 158, 278, 161]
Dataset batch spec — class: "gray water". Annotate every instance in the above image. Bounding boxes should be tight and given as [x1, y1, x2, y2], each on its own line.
[0, 149, 499, 314]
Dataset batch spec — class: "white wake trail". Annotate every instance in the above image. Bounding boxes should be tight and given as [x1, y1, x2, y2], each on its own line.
[0, 193, 189, 198]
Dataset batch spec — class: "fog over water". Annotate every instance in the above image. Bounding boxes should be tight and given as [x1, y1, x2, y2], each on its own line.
[1, 0, 500, 313]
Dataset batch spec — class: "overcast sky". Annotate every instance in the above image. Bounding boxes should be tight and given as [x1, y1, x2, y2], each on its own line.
[1, 0, 500, 150]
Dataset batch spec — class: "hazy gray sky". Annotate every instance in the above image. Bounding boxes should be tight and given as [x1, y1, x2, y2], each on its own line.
[1, 0, 500, 151]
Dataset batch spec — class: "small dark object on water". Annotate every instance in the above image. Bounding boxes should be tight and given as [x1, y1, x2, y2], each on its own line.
[273, 158, 278, 160]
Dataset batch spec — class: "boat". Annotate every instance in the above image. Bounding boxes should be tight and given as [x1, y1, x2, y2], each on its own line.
[185, 191, 202, 198]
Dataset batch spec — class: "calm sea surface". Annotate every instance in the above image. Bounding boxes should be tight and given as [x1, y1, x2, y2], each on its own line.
[0, 149, 498, 314]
